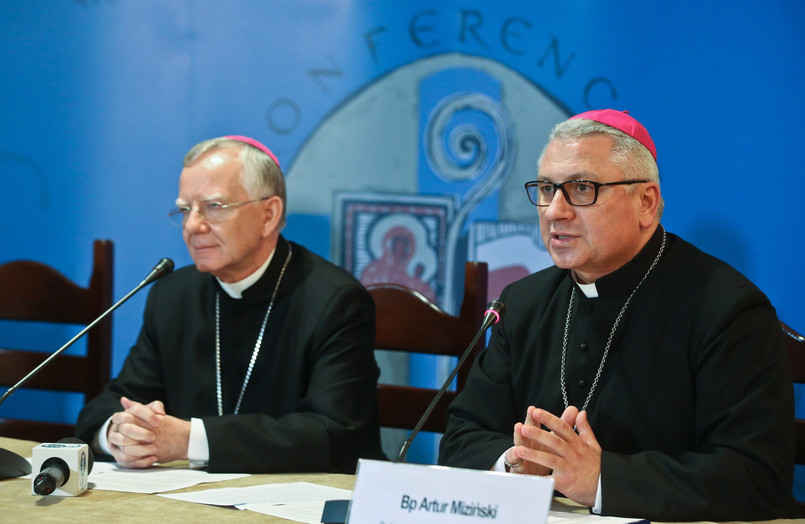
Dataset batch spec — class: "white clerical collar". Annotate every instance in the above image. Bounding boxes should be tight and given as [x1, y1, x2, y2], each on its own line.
[572, 271, 599, 298]
[577, 281, 599, 298]
[217, 249, 275, 299]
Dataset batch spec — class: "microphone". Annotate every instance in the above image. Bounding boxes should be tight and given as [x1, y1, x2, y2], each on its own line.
[32, 437, 95, 496]
[0, 258, 174, 481]
[141, 257, 175, 287]
[395, 299, 506, 463]
[34, 458, 69, 495]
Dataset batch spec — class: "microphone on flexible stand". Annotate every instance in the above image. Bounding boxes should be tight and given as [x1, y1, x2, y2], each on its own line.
[395, 299, 506, 463]
[320, 299, 507, 524]
[0, 258, 174, 481]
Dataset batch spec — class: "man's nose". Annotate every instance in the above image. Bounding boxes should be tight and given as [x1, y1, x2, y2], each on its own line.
[543, 189, 575, 219]
[183, 208, 209, 232]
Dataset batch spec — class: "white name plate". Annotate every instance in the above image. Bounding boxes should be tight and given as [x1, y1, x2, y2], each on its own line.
[347, 459, 554, 523]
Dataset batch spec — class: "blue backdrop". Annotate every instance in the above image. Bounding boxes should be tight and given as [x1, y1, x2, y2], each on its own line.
[1, 0, 803, 488]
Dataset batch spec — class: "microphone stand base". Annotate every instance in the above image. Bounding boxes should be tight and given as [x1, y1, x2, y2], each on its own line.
[0, 446, 32, 480]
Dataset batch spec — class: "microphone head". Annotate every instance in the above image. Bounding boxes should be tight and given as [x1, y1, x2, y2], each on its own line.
[485, 299, 506, 323]
[154, 258, 175, 278]
[33, 459, 67, 495]
[143, 258, 175, 285]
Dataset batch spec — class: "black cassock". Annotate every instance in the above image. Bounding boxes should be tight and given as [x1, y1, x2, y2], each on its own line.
[440, 228, 799, 521]
[77, 236, 384, 473]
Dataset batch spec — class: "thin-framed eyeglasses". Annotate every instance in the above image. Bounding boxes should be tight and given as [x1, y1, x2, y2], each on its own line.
[167, 196, 271, 227]
[524, 179, 650, 207]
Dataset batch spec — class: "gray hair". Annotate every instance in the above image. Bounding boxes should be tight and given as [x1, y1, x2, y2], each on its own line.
[537, 118, 664, 218]
[183, 137, 287, 228]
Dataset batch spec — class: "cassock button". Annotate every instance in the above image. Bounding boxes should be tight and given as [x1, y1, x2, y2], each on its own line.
[586, 304, 594, 313]
[578, 379, 588, 388]
[579, 343, 589, 351]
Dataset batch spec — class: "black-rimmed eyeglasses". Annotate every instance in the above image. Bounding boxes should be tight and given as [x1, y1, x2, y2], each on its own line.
[167, 197, 271, 227]
[524, 179, 650, 207]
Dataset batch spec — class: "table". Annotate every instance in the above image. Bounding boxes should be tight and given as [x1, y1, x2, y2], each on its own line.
[1, 437, 800, 524]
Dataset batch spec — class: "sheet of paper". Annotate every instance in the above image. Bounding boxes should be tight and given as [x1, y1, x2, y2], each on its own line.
[547, 510, 647, 523]
[241, 500, 334, 524]
[546, 498, 648, 523]
[88, 463, 248, 494]
[24, 458, 248, 494]
[159, 481, 351, 507]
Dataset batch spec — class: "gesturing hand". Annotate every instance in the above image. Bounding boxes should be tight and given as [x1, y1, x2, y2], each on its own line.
[506, 405, 576, 476]
[507, 406, 602, 507]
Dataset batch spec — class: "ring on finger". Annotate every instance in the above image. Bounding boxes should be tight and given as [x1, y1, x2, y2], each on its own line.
[504, 451, 523, 469]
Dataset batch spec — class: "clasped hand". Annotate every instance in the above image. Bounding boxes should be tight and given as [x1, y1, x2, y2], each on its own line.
[107, 396, 190, 468]
[504, 405, 601, 507]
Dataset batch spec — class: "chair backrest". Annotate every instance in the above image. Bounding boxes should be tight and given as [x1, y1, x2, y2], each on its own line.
[782, 321, 805, 515]
[0, 240, 114, 441]
[368, 261, 488, 434]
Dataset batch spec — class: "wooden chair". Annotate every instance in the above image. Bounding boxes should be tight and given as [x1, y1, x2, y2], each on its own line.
[782, 320, 805, 515]
[368, 261, 488, 435]
[0, 240, 114, 442]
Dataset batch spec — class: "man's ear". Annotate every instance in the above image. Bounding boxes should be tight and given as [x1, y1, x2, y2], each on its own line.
[638, 183, 661, 229]
[262, 196, 283, 236]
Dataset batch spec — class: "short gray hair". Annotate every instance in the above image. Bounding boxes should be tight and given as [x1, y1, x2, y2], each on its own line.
[537, 118, 664, 218]
[183, 137, 287, 228]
